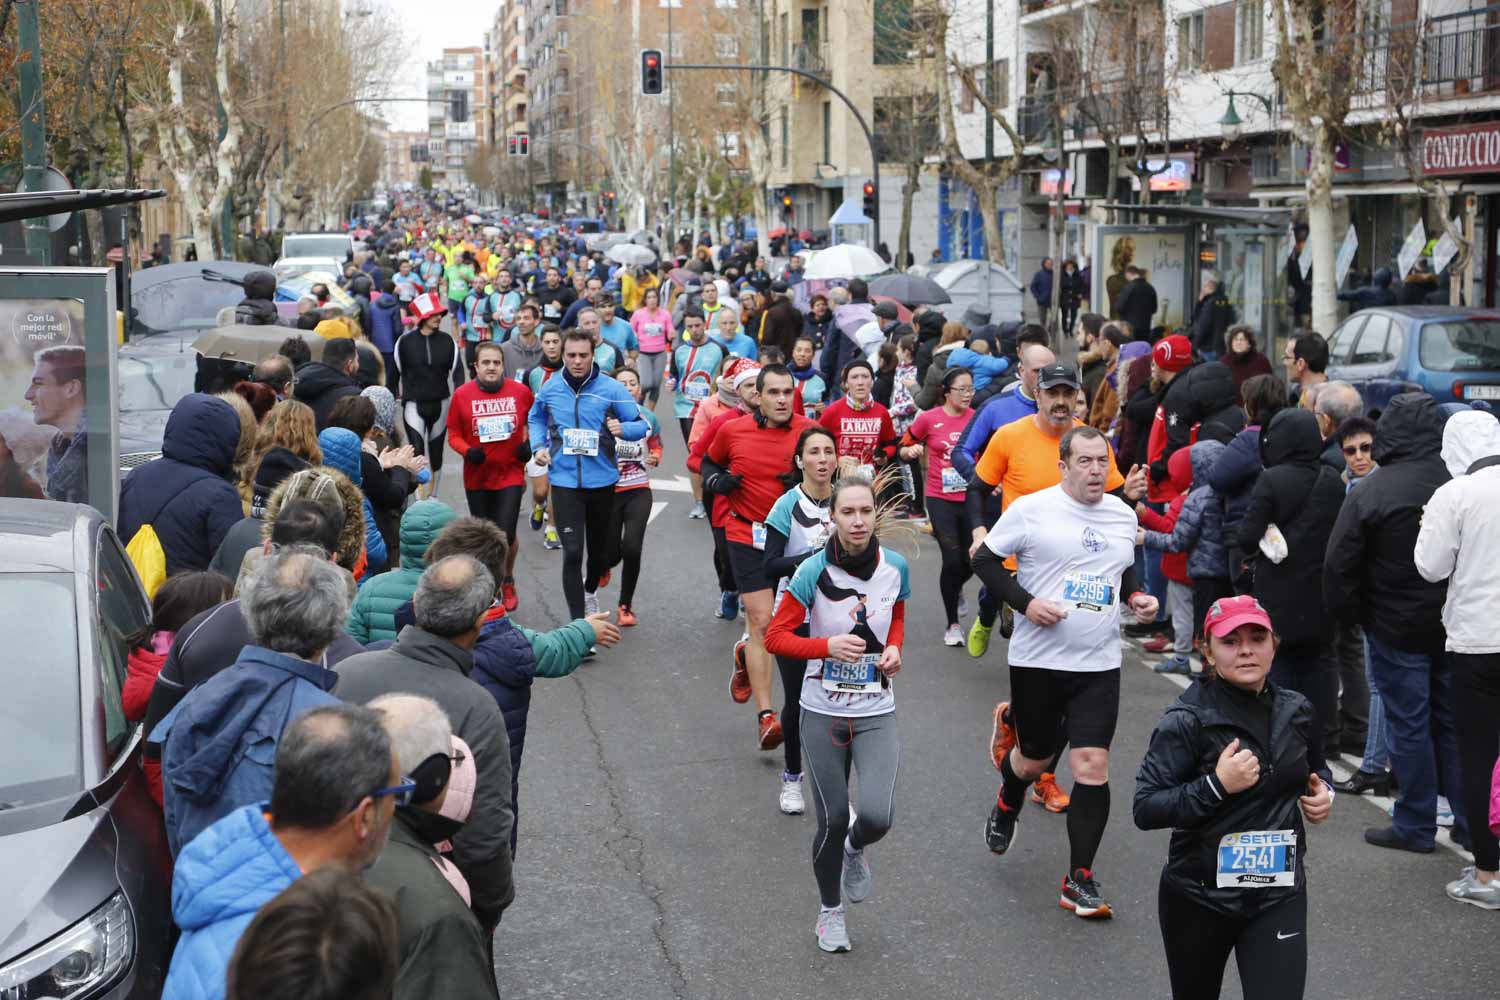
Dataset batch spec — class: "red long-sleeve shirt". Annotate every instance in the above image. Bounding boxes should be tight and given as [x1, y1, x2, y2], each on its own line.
[704, 413, 816, 545]
[819, 397, 897, 466]
[765, 592, 906, 660]
[447, 378, 534, 490]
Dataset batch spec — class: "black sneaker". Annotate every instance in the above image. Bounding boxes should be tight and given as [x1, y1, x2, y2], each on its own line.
[985, 803, 1019, 855]
[1060, 868, 1113, 919]
[998, 603, 1014, 639]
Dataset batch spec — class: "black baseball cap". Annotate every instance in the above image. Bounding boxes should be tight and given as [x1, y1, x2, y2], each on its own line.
[1036, 364, 1082, 390]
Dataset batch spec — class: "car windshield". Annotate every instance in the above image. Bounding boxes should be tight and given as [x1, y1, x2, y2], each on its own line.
[1419, 319, 1500, 372]
[116, 344, 197, 417]
[273, 261, 333, 281]
[0, 573, 82, 808]
[282, 234, 350, 260]
[131, 274, 244, 336]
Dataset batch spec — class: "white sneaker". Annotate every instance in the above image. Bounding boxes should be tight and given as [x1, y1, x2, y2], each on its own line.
[943, 624, 964, 646]
[584, 591, 599, 616]
[1437, 795, 1455, 828]
[689, 500, 707, 519]
[842, 844, 872, 903]
[779, 772, 805, 815]
[816, 906, 851, 953]
[1446, 866, 1500, 910]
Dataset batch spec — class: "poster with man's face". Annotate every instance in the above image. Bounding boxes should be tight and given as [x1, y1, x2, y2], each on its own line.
[0, 299, 89, 504]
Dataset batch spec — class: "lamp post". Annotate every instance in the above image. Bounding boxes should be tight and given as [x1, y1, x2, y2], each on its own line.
[1218, 90, 1276, 143]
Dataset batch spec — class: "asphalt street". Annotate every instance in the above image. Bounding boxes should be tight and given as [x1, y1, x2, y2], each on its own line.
[430, 392, 1495, 1000]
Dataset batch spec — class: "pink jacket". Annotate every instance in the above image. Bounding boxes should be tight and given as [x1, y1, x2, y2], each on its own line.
[1490, 757, 1500, 837]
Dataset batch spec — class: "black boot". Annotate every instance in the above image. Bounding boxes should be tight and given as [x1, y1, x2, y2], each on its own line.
[1333, 769, 1390, 796]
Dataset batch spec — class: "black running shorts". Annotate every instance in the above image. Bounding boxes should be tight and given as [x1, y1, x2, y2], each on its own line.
[1007, 666, 1121, 759]
[726, 539, 773, 595]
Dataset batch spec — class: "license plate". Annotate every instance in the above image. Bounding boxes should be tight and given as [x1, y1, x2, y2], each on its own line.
[1216, 829, 1296, 888]
[821, 653, 881, 693]
[1464, 384, 1500, 399]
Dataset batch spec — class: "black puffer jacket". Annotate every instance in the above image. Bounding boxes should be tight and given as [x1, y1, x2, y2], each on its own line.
[1235, 408, 1346, 646]
[1150, 361, 1245, 484]
[1322, 392, 1450, 653]
[1135, 677, 1328, 918]
[234, 269, 280, 326]
[293, 360, 361, 429]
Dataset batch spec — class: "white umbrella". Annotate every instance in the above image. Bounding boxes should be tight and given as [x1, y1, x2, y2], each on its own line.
[465, 213, 483, 224]
[802, 243, 890, 280]
[482, 225, 501, 237]
[607, 243, 657, 266]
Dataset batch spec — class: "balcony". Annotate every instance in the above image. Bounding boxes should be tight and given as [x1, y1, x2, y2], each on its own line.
[792, 42, 831, 80]
[1017, 69, 1166, 146]
[1345, 5, 1500, 108]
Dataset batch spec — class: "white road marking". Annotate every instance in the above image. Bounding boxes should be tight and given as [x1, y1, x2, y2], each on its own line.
[649, 475, 695, 493]
[648, 501, 668, 525]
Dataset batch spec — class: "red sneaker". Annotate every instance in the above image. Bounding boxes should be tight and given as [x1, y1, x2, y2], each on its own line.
[598, 569, 612, 589]
[1142, 635, 1172, 654]
[1030, 772, 1071, 812]
[758, 712, 784, 751]
[501, 580, 519, 612]
[730, 640, 752, 704]
[989, 702, 1016, 772]
[618, 604, 637, 627]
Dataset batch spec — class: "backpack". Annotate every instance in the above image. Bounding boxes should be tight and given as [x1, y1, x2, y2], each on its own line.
[125, 524, 168, 599]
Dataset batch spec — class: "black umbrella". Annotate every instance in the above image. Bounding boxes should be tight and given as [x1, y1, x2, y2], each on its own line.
[868, 272, 951, 306]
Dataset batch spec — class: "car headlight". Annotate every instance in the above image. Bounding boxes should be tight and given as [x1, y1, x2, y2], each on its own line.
[0, 893, 133, 999]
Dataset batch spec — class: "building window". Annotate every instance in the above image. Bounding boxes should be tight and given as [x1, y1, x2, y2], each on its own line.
[873, 0, 912, 65]
[781, 111, 789, 168]
[715, 0, 737, 7]
[661, 32, 683, 57]
[557, 30, 568, 49]
[1235, 0, 1264, 63]
[1176, 12, 1204, 70]
[714, 33, 739, 59]
[988, 59, 1009, 109]
[822, 101, 831, 164]
[780, 13, 789, 66]
[716, 131, 740, 157]
[959, 69, 976, 114]
[717, 84, 737, 106]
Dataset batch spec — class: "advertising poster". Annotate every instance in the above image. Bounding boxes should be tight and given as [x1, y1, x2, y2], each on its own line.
[0, 297, 88, 505]
[1094, 225, 1194, 334]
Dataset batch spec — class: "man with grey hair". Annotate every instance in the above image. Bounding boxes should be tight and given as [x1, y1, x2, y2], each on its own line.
[152, 548, 351, 856]
[334, 555, 516, 932]
[253, 354, 295, 400]
[365, 694, 499, 998]
[1313, 380, 1364, 473]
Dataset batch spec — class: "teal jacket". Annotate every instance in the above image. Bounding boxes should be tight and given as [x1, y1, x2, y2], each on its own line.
[346, 499, 457, 644]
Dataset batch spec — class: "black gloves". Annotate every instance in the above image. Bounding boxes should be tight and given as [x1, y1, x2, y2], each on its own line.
[465, 446, 487, 465]
[704, 470, 743, 496]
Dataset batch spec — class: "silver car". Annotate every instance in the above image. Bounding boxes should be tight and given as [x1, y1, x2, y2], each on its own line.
[0, 500, 172, 998]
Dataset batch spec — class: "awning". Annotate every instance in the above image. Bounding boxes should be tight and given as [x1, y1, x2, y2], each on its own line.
[829, 198, 872, 226]
[1101, 202, 1293, 228]
[0, 188, 166, 225]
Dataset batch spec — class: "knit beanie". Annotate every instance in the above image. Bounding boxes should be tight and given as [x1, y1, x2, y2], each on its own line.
[251, 447, 312, 519]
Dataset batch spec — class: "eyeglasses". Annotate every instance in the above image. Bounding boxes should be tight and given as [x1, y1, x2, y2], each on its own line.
[1342, 442, 1373, 456]
[369, 780, 419, 807]
[949, 386, 975, 395]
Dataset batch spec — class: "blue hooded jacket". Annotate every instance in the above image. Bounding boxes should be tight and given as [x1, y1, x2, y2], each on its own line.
[161, 805, 301, 1000]
[118, 394, 245, 574]
[317, 427, 389, 572]
[151, 646, 339, 857]
[950, 384, 1038, 480]
[527, 365, 649, 489]
[945, 347, 1012, 393]
[369, 293, 404, 354]
[1142, 440, 1230, 581]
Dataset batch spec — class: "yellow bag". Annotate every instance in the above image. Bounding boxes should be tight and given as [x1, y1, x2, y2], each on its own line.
[125, 524, 168, 599]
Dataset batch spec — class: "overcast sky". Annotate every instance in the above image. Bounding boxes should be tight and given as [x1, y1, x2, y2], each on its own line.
[382, 2, 497, 132]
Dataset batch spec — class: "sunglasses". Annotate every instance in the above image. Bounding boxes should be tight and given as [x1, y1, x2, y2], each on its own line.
[369, 780, 420, 807]
[1342, 442, 1373, 456]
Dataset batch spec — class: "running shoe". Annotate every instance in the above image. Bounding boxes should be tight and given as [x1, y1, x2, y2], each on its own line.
[943, 624, 964, 646]
[1142, 635, 1173, 654]
[730, 640, 752, 704]
[501, 579, 519, 612]
[598, 570, 612, 589]
[618, 604, 637, 627]
[958, 595, 969, 619]
[998, 602, 1014, 639]
[816, 906, 851, 953]
[716, 591, 739, 620]
[989, 702, 1015, 772]
[1446, 867, 1500, 910]
[543, 526, 562, 550]
[779, 772, 805, 815]
[967, 618, 994, 658]
[530, 505, 545, 531]
[1030, 772, 1071, 813]
[758, 712, 784, 751]
[689, 500, 707, 519]
[842, 843, 872, 903]
[1060, 868, 1113, 919]
[985, 802, 1019, 855]
[1153, 655, 1192, 675]
[584, 591, 599, 616]
[1437, 795, 1456, 828]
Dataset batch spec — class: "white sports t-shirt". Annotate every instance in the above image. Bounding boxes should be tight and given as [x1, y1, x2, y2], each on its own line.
[983, 484, 1137, 672]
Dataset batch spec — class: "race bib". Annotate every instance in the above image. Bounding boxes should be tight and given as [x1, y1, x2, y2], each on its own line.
[616, 439, 645, 462]
[751, 521, 767, 551]
[476, 415, 515, 443]
[1062, 572, 1115, 612]
[645, 323, 663, 335]
[940, 465, 967, 494]
[684, 381, 712, 401]
[821, 653, 882, 694]
[562, 428, 600, 456]
[544, 301, 561, 317]
[1216, 830, 1296, 889]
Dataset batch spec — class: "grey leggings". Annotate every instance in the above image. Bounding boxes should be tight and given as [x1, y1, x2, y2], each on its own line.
[636, 350, 669, 403]
[801, 708, 900, 907]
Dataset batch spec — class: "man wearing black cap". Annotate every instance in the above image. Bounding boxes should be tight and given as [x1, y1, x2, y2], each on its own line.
[758, 280, 804, 359]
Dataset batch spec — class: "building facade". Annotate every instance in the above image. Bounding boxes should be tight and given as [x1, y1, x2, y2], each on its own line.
[427, 46, 488, 190]
[383, 129, 431, 190]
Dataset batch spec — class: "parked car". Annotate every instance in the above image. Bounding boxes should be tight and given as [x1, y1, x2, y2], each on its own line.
[277, 232, 353, 263]
[0, 499, 172, 999]
[272, 256, 344, 282]
[1324, 306, 1500, 410]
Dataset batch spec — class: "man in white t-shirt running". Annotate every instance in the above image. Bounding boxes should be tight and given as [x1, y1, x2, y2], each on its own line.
[971, 425, 1157, 920]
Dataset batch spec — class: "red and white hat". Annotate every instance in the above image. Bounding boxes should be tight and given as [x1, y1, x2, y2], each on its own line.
[721, 356, 762, 392]
[1202, 595, 1273, 639]
[1152, 334, 1194, 373]
[409, 291, 448, 324]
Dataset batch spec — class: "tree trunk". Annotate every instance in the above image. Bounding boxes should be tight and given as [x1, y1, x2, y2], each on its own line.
[1306, 125, 1339, 336]
[897, 162, 919, 273]
[973, 179, 1005, 269]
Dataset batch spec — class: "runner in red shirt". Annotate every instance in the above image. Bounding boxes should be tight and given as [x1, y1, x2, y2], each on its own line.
[448, 339, 535, 610]
[819, 358, 898, 477]
[704, 364, 816, 750]
[688, 365, 763, 624]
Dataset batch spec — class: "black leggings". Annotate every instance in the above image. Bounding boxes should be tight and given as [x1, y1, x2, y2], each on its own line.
[466, 485, 524, 552]
[605, 487, 652, 607]
[710, 523, 737, 594]
[776, 655, 805, 775]
[926, 497, 995, 626]
[1159, 883, 1307, 1000]
[549, 484, 615, 618]
[1451, 652, 1500, 872]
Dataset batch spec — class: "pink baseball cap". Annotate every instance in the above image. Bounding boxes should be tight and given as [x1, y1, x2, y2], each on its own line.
[1202, 595, 1273, 639]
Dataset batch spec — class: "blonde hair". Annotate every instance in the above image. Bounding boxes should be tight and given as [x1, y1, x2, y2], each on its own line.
[940, 321, 968, 346]
[215, 391, 259, 475]
[240, 399, 323, 500]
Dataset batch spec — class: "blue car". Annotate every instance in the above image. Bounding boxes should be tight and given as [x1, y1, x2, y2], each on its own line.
[1325, 306, 1500, 410]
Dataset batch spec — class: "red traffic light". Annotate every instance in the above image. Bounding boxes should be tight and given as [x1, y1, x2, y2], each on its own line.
[862, 182, 875, 197]
[646, 54, 659, 68]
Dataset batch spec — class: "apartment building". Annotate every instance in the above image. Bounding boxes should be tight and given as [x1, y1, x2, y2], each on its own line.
[383, 129, 431, 190]
[426, 46, 488, 190]
[525, 0, 578, 207]
[488, 0, 529, 153]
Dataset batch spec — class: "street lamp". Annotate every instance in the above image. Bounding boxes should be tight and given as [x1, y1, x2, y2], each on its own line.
[1218, 90, 1275, 142]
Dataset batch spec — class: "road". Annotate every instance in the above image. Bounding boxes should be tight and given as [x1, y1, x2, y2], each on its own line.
[428, 396, 1492, 1000]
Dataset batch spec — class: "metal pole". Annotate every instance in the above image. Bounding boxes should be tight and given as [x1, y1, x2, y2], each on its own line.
[17, 0, 50, 264]
[278, 0, 287, 231]
[665, 60, 881, 250]
[213, 0, 234, 257]
[984, 0, 994, 161]
[667, 0, 675, 248]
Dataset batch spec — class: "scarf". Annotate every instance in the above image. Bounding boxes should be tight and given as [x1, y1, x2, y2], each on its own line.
[825, 533, 879, 580]
[789, 362, 818, 383]
[563, 363, 597, 392]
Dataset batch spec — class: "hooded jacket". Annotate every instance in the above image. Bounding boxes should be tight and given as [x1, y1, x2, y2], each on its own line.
[526, 365, 650, 490]
[151, 645, 339, 857]
[1143, 440, 1229, 582]
[160, 805, 302, 1000]
[1337, 268, 1397, 312]
[118, 394, 245, 575]
[346, 499, 458, 644]
[1414, 411, 1500, 653]
[317, 427, 389, 573]
[233, 270, 280, 326]
[369, 293, 405, 354]
[1209, 422, 1268, 572]
[1139, 447, 1194, 585]
[1134, 677, 1328, 919]
[1235, 408, 1346, 646]
[1323, 392, 1450, 652]
[1149, 361, 1245, 486]
[293, 360, 361, 429]
[911, 310, 945, 383]
[333, 627, 516, 929]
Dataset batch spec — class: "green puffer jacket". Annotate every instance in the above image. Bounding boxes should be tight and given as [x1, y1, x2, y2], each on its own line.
[346, 499, 457, 644]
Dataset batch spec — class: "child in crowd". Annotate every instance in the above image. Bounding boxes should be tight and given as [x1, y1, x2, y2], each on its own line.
[1135, 446, 1195, 674]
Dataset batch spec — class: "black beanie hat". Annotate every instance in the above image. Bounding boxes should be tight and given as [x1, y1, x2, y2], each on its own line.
[251, 447, 311, 518]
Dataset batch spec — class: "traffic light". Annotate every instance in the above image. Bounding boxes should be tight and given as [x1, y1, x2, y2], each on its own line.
[507, 136, 517, 157]
[518, 134, 529, 157]
[641, 49, 664, 96]
[780, 192, 793, 220]
[861, 180, 875, 218]
[605, 190, 617, 205]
